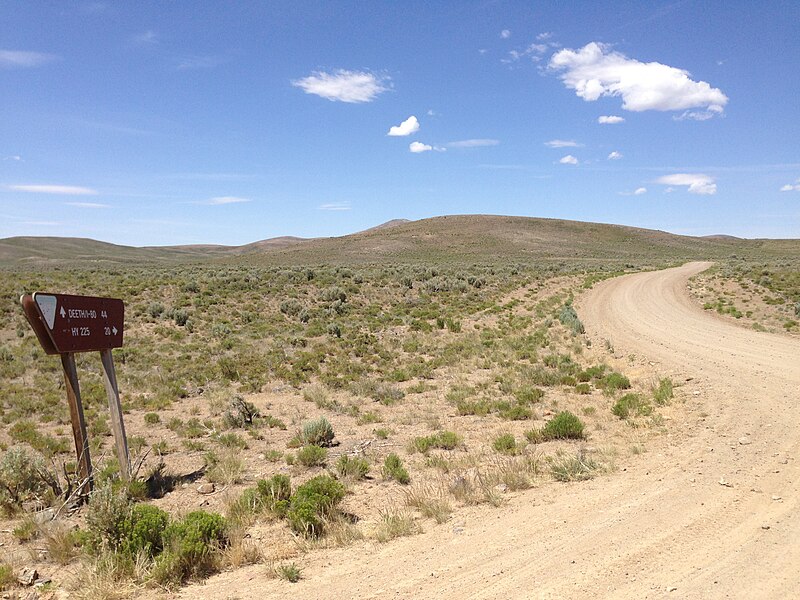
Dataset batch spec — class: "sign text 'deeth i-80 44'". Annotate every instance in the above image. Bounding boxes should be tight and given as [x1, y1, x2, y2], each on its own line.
[30, 293, 124, 353]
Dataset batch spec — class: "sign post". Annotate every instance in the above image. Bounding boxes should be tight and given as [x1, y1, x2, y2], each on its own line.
[21, 293, 130, 498]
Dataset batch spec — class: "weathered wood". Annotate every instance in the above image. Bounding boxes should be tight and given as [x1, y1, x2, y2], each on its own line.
[100, 349, 130, 481]
[60, 352, 93, 497]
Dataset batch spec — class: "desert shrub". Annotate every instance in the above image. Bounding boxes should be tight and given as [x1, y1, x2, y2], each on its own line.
[85, 483, 133, 552]
[540, 411, 586, 441]
[204, 449, 244, 485]
[296, 445, 327, 467]
[152, 511, 228, 587]
[147, 302, 165, 318]
[257, 474, 292, 513]
[0, 563, 13, 591]
[612, 393, 652, 419]
[514, 386, 544, 404]
[550, 450, 598, 482]
[144, 412, 160, 424]
[653, 378, 674, 405]
[216, 432, 248, 449]
[382, 453, 410, 484]
[276, 562, 303, 583]
[455, 398, 492, 416]
[575, 383, 591, 394]
[0, 447, 61, 511]
[602, 372, 631, 393]
[120, 503, 169, 557]
[558, 303, 585, 334]
[173, 308, 189, 326]
[492, 433, 519, 455]
[795, 301, 800, 317]
[410, 431, 461, 454]
[300, 417, 335, 447]
[335, 455, 370, 480]
[286, 475, 345, 537]
[498, 404, 532, 421]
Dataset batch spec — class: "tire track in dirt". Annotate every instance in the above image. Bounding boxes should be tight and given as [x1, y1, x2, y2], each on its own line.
[178, 262, 800, 599]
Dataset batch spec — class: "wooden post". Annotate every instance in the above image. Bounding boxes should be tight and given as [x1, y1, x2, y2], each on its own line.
[60, 352, 93, 497]
[100, 349, 130, 481]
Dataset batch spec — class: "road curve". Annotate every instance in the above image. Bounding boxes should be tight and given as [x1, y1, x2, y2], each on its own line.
[179, 262, 800, 599]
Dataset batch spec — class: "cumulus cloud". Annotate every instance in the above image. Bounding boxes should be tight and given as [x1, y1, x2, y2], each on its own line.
[608, 151, 623, 160]
[656, 173, 717, 195]
[292, 69, 389, 103]
[500, 29, 511, 39]
[9, 184, 97, 195]
[203, 196, 252, 205]
[409, 141, 433, 153]
[0, 50, 58, 68]
[549, 42, 728, 115]
[387, 115, 420, 136]
[319, 202, 351, 211]
[559, 155, 578, 165]
[447, 139, 500, 148]
[598, 115, 625, 124]
[780, 179, 800, 192]
[545, 139, 582, 148]
[634, 187, 647, 195]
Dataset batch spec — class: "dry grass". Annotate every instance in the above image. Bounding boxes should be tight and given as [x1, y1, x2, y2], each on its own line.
[372, 509, 421, 543]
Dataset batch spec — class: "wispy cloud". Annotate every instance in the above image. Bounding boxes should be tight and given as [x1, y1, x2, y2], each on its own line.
[133, 30, 158, 45]
[2, 155, 22, 161]
[598, 115, 625, 124]
[65, 202, 110, 208]
[175, 55, 226, 70]
[656, 173, 717, 195]
[318, 201, 351, 211]
[780, 178, 800, 192]
[0, 50, 58, 68]
[549, 42, 728, 117]
[559, 155, 578, 165]
[387, 115, 420, 136]
[608, 151, 623, 160]
[545, 139, 582, 148]
[198, 196, 252, 205]
[22, 220, 61, 226]
[500, 29, 511, 39]
[292, 69, 389, 103]
[447, 139, 499, 148]
[9, 184, 98, 195]
[634, 187, 647, 195]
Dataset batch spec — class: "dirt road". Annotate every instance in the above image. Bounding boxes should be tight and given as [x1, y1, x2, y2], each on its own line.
[183, 262, 800, 599]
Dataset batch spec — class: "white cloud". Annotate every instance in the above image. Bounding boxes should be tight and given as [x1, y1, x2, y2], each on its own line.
[409, 141, 433, 153]
[133, 30, 158, 45]
[634, 187, 647, 195]
[598, 115, 625, 124]
[779, 179, 800, 192]
[9, 184, 97, 195]
[500, 29, 511, 39]
[447, 139, 500, 148]
[537, 32, 553, 41]
[545, 139, 582, 148]
[656, 173, 717, 195]
[292, 69, 389, 103]
[203, 196, 252, 205]
[505, 43, 549, 63]
[319, 202, 351, 211]
[3, 155, 22, 161]
[387, 115, 420, 136]
[549, 42, 728, 115]
[0, 50, 58, 68]
[607, 151, 623, 160]
[559, 155, 578, 165]
[65, 202, 110, 208]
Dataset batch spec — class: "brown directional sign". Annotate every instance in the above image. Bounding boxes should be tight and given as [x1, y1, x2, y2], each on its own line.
[21, 293, 124, 354]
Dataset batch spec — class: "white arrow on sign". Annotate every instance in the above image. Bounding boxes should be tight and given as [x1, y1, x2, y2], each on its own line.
[34, 294, 58, 330]
[112, 326, 118, 335]
[60, 306, 66, 318]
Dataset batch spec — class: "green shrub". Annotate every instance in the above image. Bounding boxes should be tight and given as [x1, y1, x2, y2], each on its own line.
[296, 445, 327, 467]
[492, 433, 518, 455]
[540, 411, 585, 441]
[514, 386, 544, 404]
[85, 483, 133, 552]
[335, 455, 370, 480]
[223, 396, 260, 428]
[498, 404, 532, 421]
[300, 417, 335, 447]
[153, 511, 227, 586]
[0, 447, 61, 511]
[0, 562, 14, 591]
[612, 393, 652, 419]
[144, 412, 160, 424]
[382, 454, 410, 484]
[653, 378, 674, 405]
[120, 503, 169, 557]
[602, 372, 631, 393]
[558, 304, 585, 334]
[287, 475, 345, 537]
[257, 474, 292, 514]
[410, 431, 461, 454]
[575, 383, 591, 395]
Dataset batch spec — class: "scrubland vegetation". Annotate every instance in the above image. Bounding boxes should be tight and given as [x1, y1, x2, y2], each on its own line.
[0, 251, 748, 595]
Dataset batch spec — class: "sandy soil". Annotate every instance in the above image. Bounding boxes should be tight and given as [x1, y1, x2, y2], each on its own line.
[177, 262, 800, 599]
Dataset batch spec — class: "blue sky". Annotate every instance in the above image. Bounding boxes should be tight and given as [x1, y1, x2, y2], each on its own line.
[1, 1, 799, 246]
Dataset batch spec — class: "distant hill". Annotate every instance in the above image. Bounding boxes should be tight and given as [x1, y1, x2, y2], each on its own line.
[2, 215, 798, 268]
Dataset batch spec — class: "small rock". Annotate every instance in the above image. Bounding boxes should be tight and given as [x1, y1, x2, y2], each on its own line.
[18, 567, 38, 586]
[761, 524, 771, 530]
[33, 508, 55, 525]
[34, 577, 52, 587]
[693, 391, 701, 396]
[772, 495, 782, 501]
[719, 478, 733, 488]
[668, 587, 678, 592]
[738, 437, 751, 445]
[494, 483, 509, 493]
[197, 483, 215, 495]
